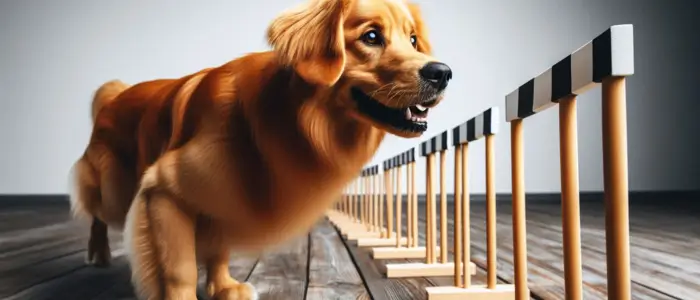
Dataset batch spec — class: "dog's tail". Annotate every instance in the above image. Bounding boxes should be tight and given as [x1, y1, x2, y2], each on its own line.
[91, 79, 130, 122]
[69, 80, 129, 220]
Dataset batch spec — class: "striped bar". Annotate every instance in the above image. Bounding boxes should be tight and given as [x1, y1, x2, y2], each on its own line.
[452, 107, 500, 146]
[388, 147, 416, 168]
[404, 148, 416, 163]
[384, 157, 394, 171]
[420, 130, 449, 156]
[506, 24, 634, 122]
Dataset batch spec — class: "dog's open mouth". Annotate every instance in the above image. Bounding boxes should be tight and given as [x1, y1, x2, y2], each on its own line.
[351, 87, 435, 133]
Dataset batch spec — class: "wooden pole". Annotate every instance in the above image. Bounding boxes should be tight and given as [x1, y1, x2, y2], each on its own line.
[461, 143, 471, 288]
[369, 175, 373, 231]
[406, 161, 413, 247]
[411, 162, 418, 248]
[602, 76, 632, 300]
[429, 154, 438, 263]
[362, 177, 370, 230]
[511, 119, 528, 300]
[385, 168, 393, 239]
[373, 173, 378, 232]
[360, 178, 364, 225]
[375, 173, 380, 233]
[560, 95, 583, 300]
[396, 165, 403, 247]
[485, 134, 497, 289]
[453, 144, 463, 287]
[425, 156, 433, 263]
[439, 151, 448, 263]
[353, 179, 358, 222]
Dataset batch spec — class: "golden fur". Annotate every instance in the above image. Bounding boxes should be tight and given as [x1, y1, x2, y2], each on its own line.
[69, 0, 451, 299]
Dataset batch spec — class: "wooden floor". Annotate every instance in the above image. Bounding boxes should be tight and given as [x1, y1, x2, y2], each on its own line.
[0, 196, 698, 300]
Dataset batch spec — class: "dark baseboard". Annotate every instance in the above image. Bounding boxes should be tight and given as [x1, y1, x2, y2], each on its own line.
[0, 194, 69, 209]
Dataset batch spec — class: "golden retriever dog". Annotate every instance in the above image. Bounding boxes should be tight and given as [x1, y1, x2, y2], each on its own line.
[68, 0, 452, 299]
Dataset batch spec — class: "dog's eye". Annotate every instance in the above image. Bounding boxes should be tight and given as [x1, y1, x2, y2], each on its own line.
[410, 35, 417, 48]
[361, 30, 383, 46]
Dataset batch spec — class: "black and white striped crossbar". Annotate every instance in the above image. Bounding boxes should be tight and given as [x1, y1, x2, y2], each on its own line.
[386, 147, 416, 170]
[452, 106, 500, 146]
[383, 158, 393, 171]
[361, 165, 378, 177]
[400, 148, 416, 165]
[505, 24, 634, 122]
[420, 130, 449, 157]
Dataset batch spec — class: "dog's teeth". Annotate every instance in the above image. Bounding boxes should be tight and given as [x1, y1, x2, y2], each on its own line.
[405, 108, 412, 120]
[415, 105, 427, 112]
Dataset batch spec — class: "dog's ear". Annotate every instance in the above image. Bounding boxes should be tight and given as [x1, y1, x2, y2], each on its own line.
[267, 0, 348, 86]
[407, 3, 432, 55]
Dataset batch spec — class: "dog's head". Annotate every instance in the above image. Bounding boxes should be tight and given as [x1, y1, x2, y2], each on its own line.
[268, 0, 451, 138]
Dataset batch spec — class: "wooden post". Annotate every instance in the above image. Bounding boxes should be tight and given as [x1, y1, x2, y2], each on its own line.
[379, 170, 385, 237]
[396, 164, 403, 247]
[602, 76, 631, 300]
[385, 167, 393, 239]
[425, 155, 433, 264]
[485, 134, 497, 289]
[560, 95, 583, 300]
[461, 143, 471, 288]
[511, 119, 529, 300]
[439, 150, 448, 263]
[429, 153, 438, 264]
[411, 161, 419, 248]
[405, 161, 410, 247]
[374, 170, 379, 233]
[453, 144, 463, 287]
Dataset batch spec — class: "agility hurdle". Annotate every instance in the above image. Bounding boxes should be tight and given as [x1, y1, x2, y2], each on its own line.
[354, 160, 409, 247]
[370, 149, 427, 258]
[501, 24, 635, 300]
[328, 168, 367, 235]
[331, 164, 409, 244]
[332, 166, 383, 240]
[425, 107, 517, 299]
[382, 131, 476, 278]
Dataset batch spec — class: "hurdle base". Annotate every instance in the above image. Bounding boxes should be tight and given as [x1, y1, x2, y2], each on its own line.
[344, 229, 399, 241]
[384, 262, 476, 278]
[357, 237, 408, 247]
[333, 222, 368, 234]
[371, 246, 440, 259]
[425, 284, 517, 300]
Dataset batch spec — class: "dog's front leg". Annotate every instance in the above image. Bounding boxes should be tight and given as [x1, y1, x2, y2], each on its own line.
[126, 186, 198, 300]
[205, 249, 258, 300]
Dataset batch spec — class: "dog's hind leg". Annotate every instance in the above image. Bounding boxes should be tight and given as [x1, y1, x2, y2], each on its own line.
[124, 166, 199, 300]
[87, 218, 111, 267]
[70, 156, 112, 267]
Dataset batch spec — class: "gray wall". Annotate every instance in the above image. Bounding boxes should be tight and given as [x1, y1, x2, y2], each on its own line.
[0, 0, 697, 195]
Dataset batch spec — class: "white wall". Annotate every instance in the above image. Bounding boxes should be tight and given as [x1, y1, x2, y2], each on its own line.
[1, 0, 698, 195]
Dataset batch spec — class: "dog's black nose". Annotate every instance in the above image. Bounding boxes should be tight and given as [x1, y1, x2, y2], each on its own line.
[419, 62, 452, 91]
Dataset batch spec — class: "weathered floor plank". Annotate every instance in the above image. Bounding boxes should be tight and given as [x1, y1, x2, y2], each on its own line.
[306, 219, 369, 300]
[415, 199, 694, 300]
[245, 235, 309, 300]
[0, 201, 363, 300]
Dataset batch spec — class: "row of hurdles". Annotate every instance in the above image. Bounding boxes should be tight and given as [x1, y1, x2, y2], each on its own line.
[327, 23, 635, 300]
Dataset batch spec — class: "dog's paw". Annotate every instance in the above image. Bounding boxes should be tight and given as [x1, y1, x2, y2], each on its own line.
[86, 240, 111, 267]
[211, 282, 257, 300]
